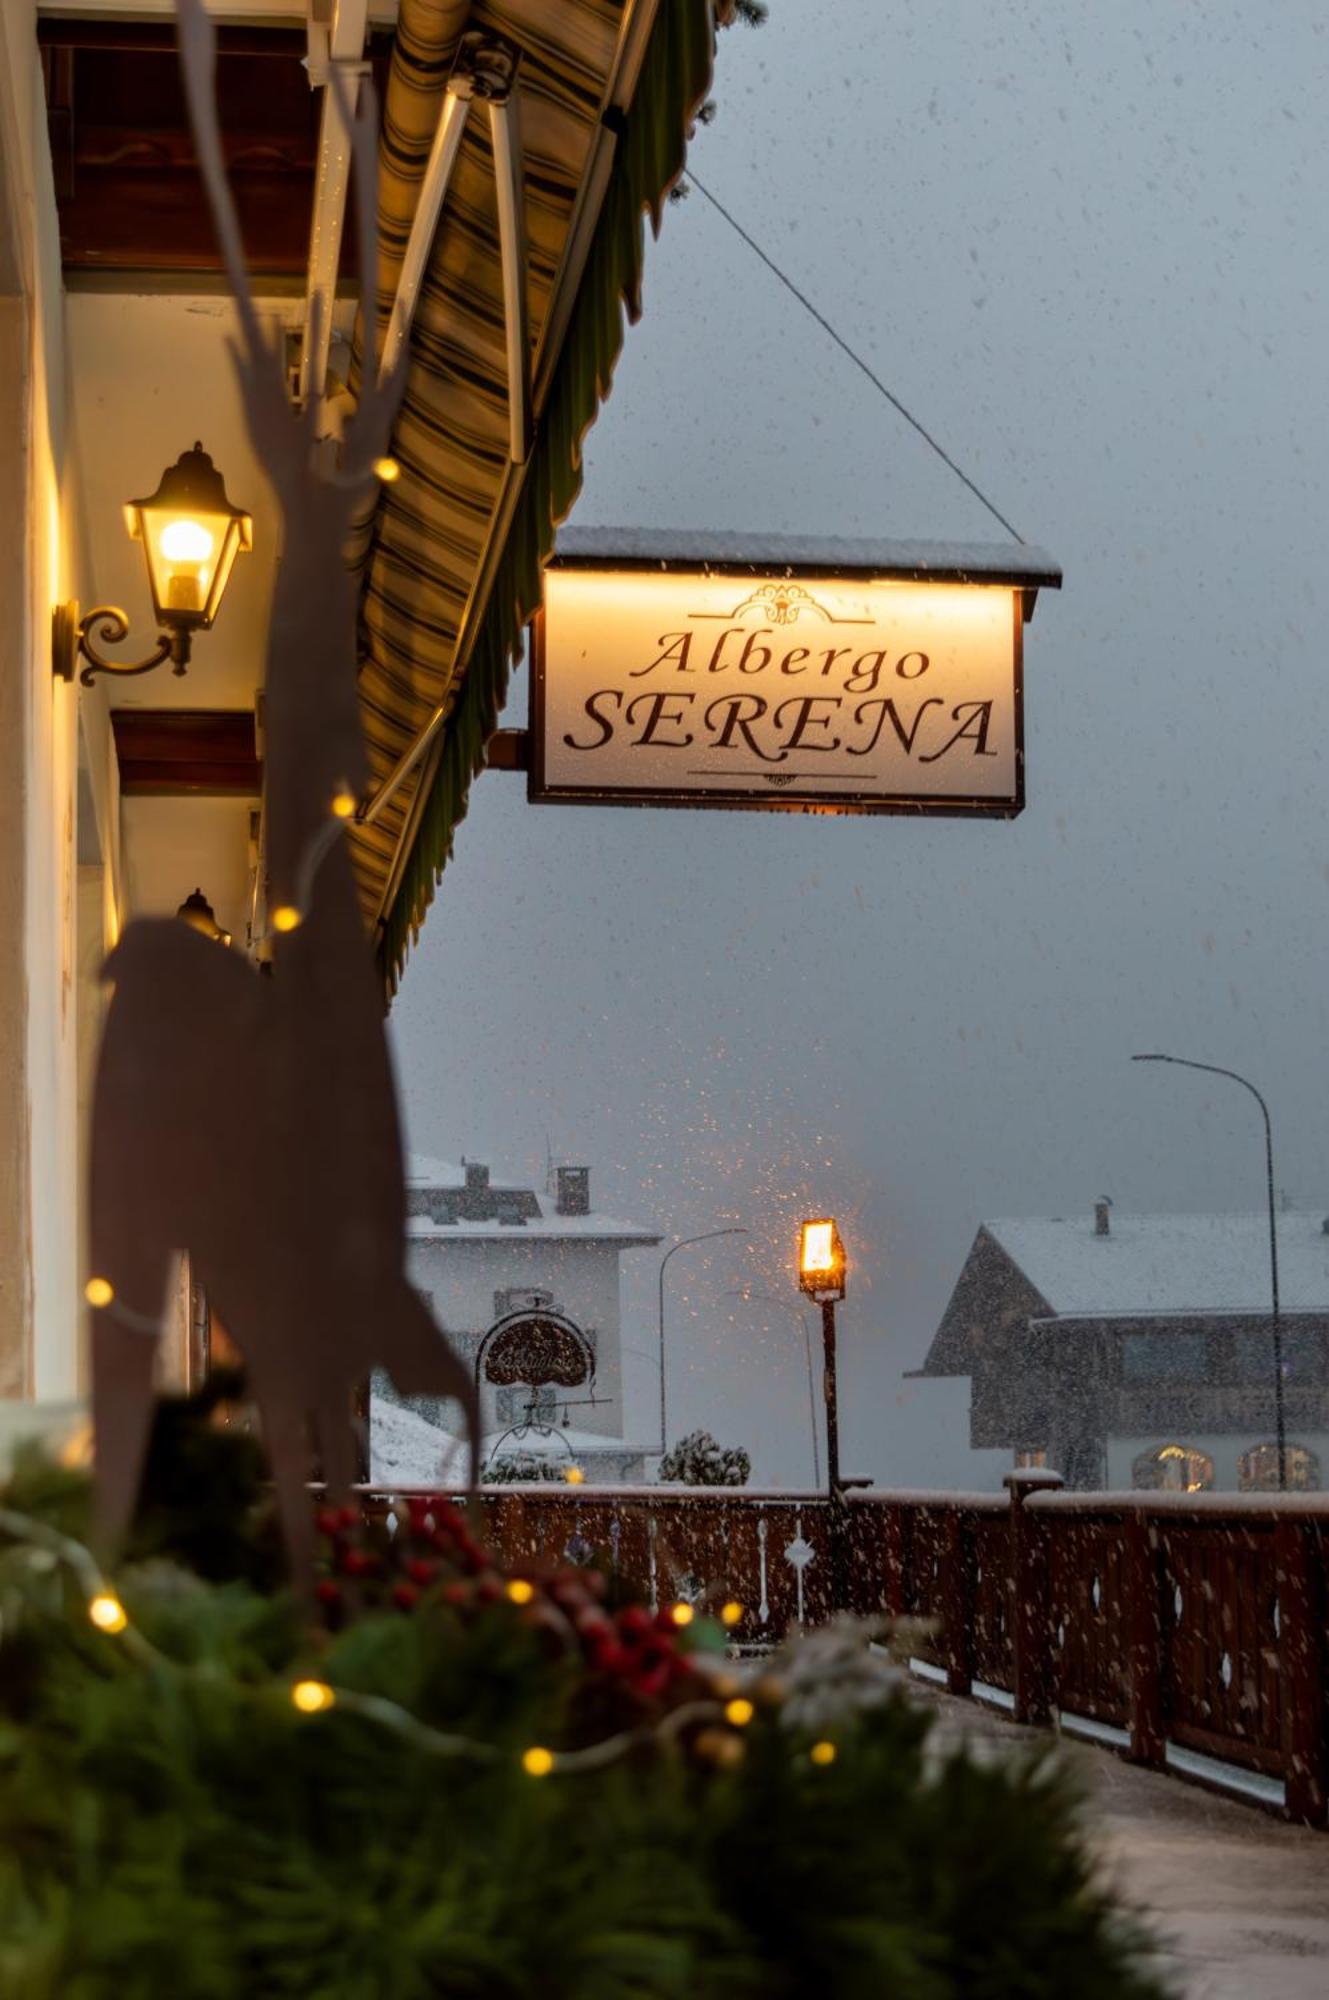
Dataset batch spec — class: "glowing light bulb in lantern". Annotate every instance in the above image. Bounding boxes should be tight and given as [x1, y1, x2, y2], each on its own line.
[159, 518, 215, 613]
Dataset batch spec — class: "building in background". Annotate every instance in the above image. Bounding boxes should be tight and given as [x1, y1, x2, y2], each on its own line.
[370, 1155, 661, 1485]
[919, 1201, 1329, 1491]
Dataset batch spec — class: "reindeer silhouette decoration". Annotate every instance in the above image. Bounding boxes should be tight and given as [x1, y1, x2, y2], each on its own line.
[88, 0, 477, 1581]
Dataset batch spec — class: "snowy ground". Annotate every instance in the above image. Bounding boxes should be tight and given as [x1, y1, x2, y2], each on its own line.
[918, 1687, 1329, 2000]
[368, 1394, 648, 1486]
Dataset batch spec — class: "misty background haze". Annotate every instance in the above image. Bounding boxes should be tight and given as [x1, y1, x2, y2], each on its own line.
[390, 0, 1329, 1488]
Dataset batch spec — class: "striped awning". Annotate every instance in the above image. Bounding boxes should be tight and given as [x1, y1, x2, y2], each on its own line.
[348, 0, 726, 991]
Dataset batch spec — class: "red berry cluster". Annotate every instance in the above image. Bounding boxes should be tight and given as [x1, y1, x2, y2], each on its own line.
[311, 1495, 704, 1716]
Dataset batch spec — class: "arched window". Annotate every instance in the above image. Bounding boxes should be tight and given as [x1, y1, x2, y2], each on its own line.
[1132, 1443, 1214, 1493]
[1237, 1442, 1321, 1492]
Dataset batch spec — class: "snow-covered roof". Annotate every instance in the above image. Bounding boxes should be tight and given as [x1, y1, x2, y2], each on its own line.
[405, 1153, 522, 1192]
[402, 1208, 656, 1240]
[406, 1212, 659, 1244]
[985, 1211, 1329, 1319]
[553, 525, 1062, 591]
[404, 1152, 658, 1241]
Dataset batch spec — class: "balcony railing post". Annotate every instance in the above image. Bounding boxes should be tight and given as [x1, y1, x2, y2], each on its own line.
[942, 1507, 975, 1696]
[1126, 1507, 1165, 1768]
[1276, 1517, 1328, 1827]
[1004, 1469, 1062, 1724]
[883, 1503, 907, 1618]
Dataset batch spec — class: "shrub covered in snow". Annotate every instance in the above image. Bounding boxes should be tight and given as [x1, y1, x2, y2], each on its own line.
[659, 1429, 751, 1486]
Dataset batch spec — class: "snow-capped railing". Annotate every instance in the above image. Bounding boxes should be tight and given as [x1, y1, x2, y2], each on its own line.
[361, 1479, 1328, 1828]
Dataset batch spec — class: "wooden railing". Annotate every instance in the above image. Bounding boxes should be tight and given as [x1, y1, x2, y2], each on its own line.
[363, 1474, 1329, 1827]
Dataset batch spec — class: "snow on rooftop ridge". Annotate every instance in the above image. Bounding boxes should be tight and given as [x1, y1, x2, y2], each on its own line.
[405, 1211, 660, 1242]
[405, 1152, 464, 1185]
[405, 1152, 525, 1191]
[983, 1209, 1329, 1318]
[553, 524, 1061, 587]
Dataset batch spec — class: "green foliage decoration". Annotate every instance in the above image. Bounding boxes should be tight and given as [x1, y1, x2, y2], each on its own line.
[0, 1401, 1166, 2000]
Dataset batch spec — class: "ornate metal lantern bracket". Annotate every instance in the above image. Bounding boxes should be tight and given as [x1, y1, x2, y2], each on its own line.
[53, 602, 190, 687]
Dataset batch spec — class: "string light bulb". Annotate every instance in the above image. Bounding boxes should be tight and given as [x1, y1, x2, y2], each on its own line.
[88, 1593, 127, 1634]
[724, 1697, 755, 1728]
[522, 1745, 555, 1778]
[720, 1600, 743, 1628]
[291, 1679, 335, 1714]
[669, 1602, 695, 1628]
[271, 905, 302, 934]
[564, 1465, 584, 1485]
[373, 456, 401, 483]
[506, 1579, 534, 1606]
[330, 787, 356, 820]
[810, 1740, 837, 1767]
[84, 1277, 114, 1308]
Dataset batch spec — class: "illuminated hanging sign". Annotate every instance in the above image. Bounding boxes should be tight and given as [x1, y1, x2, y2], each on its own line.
[530, 530, 1060, 817]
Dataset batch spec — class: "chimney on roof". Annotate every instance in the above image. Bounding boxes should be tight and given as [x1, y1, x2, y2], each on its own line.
[464, 1161, 489, 1193]
[1094, 1196, 1112, 1238]
[555, 1166, 589, 1217]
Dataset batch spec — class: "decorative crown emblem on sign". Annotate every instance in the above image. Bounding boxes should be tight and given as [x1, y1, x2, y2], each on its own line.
[730, 582, 833, 625]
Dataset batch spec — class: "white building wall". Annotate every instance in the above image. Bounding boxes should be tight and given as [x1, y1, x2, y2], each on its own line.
[0, 1, 84, 1399]
[407, 1236, 632, 1441]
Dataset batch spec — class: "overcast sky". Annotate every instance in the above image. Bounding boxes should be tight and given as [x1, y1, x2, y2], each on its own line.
[390, 0, 1329, 1487]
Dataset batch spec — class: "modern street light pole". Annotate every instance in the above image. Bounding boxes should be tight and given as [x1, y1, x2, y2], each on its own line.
[724, 1288, 822, 1487]
[1132, 1052, 1286, 1491]
[657, 1228, 748, 1455]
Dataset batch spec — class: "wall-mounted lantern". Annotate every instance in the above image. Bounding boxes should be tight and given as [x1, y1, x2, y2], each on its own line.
[175, 887, 231, 947]
[53, 443, 252, 687]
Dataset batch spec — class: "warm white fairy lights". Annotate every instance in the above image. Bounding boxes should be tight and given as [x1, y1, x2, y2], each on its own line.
[0, 1507, 797, 1783]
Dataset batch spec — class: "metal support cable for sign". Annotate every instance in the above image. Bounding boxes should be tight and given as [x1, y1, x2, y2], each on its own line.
[682, 171, 1027, 547]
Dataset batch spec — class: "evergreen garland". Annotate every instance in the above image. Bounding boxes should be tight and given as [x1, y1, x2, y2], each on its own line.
[0, 1400, 1166, 1999]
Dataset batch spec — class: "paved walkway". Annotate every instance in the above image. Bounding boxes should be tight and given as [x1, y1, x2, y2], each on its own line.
[917, 1687, 1329, 2000]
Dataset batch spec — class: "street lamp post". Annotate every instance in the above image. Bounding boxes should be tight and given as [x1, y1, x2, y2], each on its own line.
[657, 1228, 748, 1455]
[724, 1288, 822, 1488]
[1132, 1053, 1286, 1491]
[798, 1218, 847, 1496]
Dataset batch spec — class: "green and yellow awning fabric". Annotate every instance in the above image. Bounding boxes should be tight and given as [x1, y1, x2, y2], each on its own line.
[348, 0, 727, 992]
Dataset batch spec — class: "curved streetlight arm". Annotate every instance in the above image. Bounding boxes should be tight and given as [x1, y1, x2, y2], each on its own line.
[724, 1287, 821, 1488]
[1132, 1051, 1284, 1489]
[657, 1228, 748, 1456]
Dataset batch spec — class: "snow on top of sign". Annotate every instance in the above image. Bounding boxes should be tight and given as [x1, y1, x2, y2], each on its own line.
[553, 525, 1062, 587]
[985, 1210, 1329, 1317]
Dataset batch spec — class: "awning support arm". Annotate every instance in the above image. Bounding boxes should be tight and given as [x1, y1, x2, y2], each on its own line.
[489, 85, 531, 463]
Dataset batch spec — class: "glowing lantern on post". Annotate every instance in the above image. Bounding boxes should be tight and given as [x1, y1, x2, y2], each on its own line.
[798, 1218, 846, 1302]
[797, 1217, 847, 1503]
